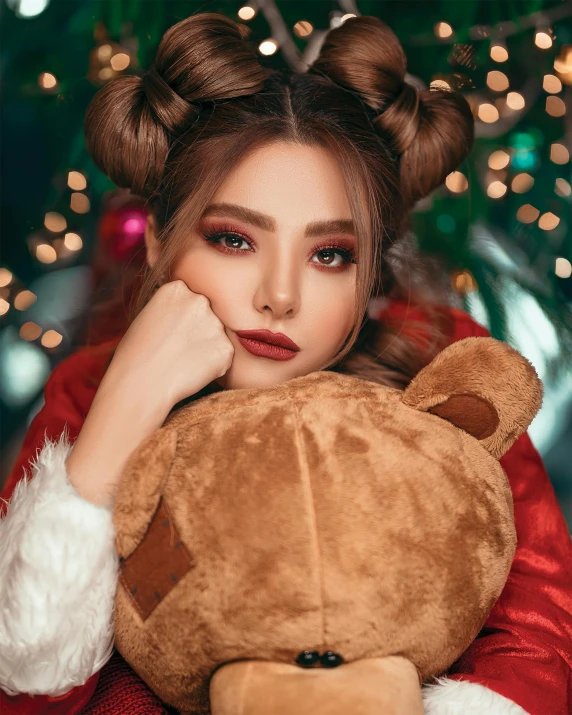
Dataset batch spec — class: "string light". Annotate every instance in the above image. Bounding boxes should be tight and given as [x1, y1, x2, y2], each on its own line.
[543, 74, 562, 93]
[70, 192, 90, 213]
[555, 178, 571, 197]
[38, 72, 57, 90]
[67, 171, 87, 190]
[534, 31, 553, 50]
[0, 268, 13, 287]
[488, 150, 510, 169]
[490, 42, 509, 62]
[550, 143, 570, 164]
[238, 4, 256, 21]
[258, 39, 278, 56]
[293, 21, 313, 38]
[452, 270, 478, 294]
[511, 173, 534, 193]
[110, 53, 130, 71]
[35, 244, 57, 263]
[538, 212, 560, 231]
[430, 78, 451, 91]
[434, 22, 453, 39]
[487, 181, 507, 198]
[486, 71, 509, 91]
[516, 204, 540, 223]
[14, 290, 37, 311]
[64, 232, 83, 251]
[478, 103, 499, 122]
[545, 96, 566, 117]
[0, 298, 9, 316]
[44, 212, 66, 232]
[340, 14, 357, 24]
[41, 330, 63, 348]
[506, 92, 525, 110]
[19, 322, 42, 341]
[445, 171, 468, 193]
[555, 257, 572, 279]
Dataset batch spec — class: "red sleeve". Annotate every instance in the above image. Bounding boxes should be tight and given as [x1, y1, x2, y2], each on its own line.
[0, 357, 101, 713]
[446, 310, 572, 715]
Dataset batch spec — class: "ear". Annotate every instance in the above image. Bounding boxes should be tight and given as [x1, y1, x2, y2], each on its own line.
[144, 212, 161, 269]
[113, 427, 178, 558]
[401, 337, 543, 459]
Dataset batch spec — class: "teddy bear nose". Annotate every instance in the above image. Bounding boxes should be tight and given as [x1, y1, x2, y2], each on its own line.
[295, 650, 344, 668]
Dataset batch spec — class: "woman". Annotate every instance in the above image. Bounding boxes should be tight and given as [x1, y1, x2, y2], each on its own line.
[1, 13, 570, 715]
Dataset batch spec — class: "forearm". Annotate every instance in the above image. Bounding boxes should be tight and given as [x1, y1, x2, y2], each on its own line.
[0, 432, 118, 696]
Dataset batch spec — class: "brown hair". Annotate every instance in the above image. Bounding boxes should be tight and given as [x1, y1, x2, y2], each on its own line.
[84, 13, 474, 389]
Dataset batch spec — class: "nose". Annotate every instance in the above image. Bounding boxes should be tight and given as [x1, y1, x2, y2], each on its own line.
[253, 251, 301, 319]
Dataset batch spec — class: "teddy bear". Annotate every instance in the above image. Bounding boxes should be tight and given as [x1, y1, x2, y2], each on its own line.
[111, 336, 542, 714]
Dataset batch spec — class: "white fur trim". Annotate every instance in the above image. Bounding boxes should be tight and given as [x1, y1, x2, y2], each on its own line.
[423, 676, 530, 714]
[0, 429, 119, 696]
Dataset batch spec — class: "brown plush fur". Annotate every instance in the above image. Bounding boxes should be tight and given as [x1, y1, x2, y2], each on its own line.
[112, 337, 542, 713]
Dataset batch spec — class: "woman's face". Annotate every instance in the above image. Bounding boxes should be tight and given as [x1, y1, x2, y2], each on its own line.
[147, 140, 359, 391]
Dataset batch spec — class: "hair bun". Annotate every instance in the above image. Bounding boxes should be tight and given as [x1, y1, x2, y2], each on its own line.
[309, 15, 474, 206]
[141, 67, 199, 136]
[84, 12, 268, 199]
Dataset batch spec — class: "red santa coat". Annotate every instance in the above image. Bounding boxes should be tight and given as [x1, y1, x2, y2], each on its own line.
[1, 303, 571, 715]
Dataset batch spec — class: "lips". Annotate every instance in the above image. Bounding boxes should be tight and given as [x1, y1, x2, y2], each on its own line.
[235, 329, 300, 351]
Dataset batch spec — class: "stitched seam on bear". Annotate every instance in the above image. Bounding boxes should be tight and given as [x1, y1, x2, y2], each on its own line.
[291, 400, 326, 648]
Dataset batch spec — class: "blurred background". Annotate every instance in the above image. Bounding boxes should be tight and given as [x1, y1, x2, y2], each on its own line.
[0, 0, 571, 527]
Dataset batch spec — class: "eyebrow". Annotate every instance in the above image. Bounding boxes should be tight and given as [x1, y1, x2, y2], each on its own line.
[201, 202, 356, 237]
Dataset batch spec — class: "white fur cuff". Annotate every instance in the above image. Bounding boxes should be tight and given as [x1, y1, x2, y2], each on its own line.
[0, 429, 119, 697]
[422, 676, 530, 714]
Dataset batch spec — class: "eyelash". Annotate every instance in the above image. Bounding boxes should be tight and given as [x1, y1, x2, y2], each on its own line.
[201, 226, 357, 272]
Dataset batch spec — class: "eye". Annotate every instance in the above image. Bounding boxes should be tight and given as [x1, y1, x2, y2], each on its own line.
[202, 229, 357, 272]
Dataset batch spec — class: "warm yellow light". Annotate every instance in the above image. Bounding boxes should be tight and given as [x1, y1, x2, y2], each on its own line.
[20, 322, 42, 341]
[435, 22, 453, 38]
[430, 78, 451, 91]
[110, 53, 130, 71]
[478, 103, 499, 123]
[543, 74, 562, 93]
[490, 44, 509, 62]
[554, 46, 572, 74]
[340, 14, 356, 23]
[445, 171, 468, 193]
[293, 21, 313, 38]
[64, 232, 83, 251]
[38, 72, 57, 89]
[506, 92, 525, 110]
[488, 150, 510, 170]
[67, 171, 87, 191]
[550, 143, 570, 164]
[511, 173, 534, 193]
[555, 178, 571, 197]
[14, 290, 37, 311]
[0, 298, 9, 316]
[238, 5, 256, 20]
[486, 71, 509, 91]
[97, 44, 113, 61]
[487, 181, 507, 198]
[0, 267, 13, 287]
[70, 193, 90, 214]
[452, 270, 477, 294]
[44, 212, 66, 232]
[555, 257, 572, 279]
[516, 204, 540, 223]
[259, 39, 278, 56]
[41, 330, 63, 348]
[546, 96, 566, 117]
[98, 67, 114, 81]
[36, 244, 57, 263]
[538, 212, 560, 231]
[535, 31, 553, 50]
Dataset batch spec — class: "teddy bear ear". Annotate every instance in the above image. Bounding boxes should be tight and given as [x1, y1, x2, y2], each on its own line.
[401, 337, 543, 459]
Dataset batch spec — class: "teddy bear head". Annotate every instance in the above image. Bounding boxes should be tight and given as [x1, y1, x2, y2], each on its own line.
[112, 337, 542, 713]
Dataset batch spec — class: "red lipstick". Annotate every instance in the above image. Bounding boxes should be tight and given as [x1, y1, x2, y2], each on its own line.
[235, 329, 300, 361]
